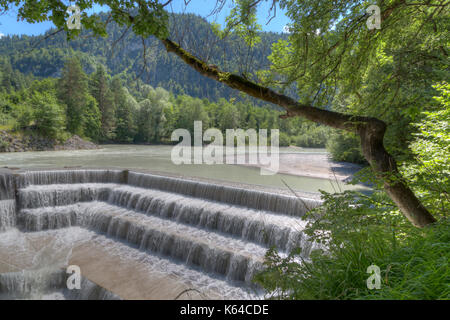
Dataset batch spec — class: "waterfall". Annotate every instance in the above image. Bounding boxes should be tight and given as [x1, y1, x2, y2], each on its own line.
[0, 169, 16, 231]
[127, 171, 320, 216]
[20, 202, 266, 283]
[18, 184, 314, 253]
[15, 170, 321, 215]
[16, 169, 126, 189]
[0, 269, 120, 300]
[0, 200, 16, 231]
[2, 169, 322, 299]
[0, 169, 15, 200]
[64, 277, 120, 300]
[18, 183, 113, 209]
[0, 269, 65, 299]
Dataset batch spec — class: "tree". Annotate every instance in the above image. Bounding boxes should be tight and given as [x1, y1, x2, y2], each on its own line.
[327, 131, 366, 164]
[112, 78, 136, 142]
[90, 64, 116, 141]
[31, 92, 66, 139]
[0, 58, 14, 92]
[174, 95, 209, 138]
[82, 95, 102, 141]
[58, 57, 89, 135]
[4, 0, 447, 227]
[217, 99, 240, 131]
[136, 87, 170, 143]
[402, 82, 450, 217]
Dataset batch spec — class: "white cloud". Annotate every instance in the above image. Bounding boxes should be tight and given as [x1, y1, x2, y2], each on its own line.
[282, 25, 291, 34]
[0, 32, 4, 38]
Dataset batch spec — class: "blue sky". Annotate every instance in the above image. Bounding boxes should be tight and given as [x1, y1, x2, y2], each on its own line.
[0, 1, 290, 37]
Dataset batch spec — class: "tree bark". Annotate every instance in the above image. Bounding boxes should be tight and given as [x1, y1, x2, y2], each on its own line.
[161, 38, 437, 228]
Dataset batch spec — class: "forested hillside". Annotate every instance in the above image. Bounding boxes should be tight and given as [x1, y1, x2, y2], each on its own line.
[0, 12, 288, 101]
[0, 56, 328, 149]
[0, 13, 329, 150]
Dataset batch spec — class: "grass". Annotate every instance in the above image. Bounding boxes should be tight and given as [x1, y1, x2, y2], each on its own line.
[253, 190, 450, 300]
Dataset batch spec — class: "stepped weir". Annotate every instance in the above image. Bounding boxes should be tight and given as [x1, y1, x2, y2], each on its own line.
[0, 168, 321, 299]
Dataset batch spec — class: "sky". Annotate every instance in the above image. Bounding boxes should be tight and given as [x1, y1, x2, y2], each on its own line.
[0, 0, 290, 37]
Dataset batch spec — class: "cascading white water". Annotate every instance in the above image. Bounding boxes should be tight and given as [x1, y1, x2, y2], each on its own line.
[15, 169, 126, 188]
[0, 200, 16, 231]
[1, 169, 322, 299]
[0, 269, 120, 300]
[0, 269, 65, 299]
[64, 276, 121, 300]
[18, 184, 313, 252]
[127, 171, 319, 216]
[0, 170, 15, 200]
[0, 170, 16, 231]
[21, 202, 268, 283]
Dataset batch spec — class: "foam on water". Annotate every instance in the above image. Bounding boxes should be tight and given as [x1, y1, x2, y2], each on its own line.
[0, 169, 321, 299]
[18, 183, 312, 252]
[0, 268, 120, 300]
[0, 200, 15, 231]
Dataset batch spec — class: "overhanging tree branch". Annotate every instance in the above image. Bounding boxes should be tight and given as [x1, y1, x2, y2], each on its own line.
[161, 37, 437, 228]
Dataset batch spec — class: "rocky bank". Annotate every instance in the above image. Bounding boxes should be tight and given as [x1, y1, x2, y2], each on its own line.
[0, 131, 98, 153]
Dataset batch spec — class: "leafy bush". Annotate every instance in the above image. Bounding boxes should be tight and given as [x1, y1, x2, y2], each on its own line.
[292, 125, 329, 148]
[279, 132, 291, 147]
[0, 137, 9, 150]
[254, 85, 449, 300]
[326, 131, 366, 164]
[253, 189, 449, 300]
[401, 82, 450, 218]
[31, 92, 66, 139]
[13, 103, 34, 130]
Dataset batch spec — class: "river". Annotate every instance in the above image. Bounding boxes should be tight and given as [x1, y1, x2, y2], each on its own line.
[0, 145, 368, 194]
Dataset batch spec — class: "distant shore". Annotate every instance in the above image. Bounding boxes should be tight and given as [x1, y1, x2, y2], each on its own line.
[231, 149, 363, 182]
[0, 130, 98, 153]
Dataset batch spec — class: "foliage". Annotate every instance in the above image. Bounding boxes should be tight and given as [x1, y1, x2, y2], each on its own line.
[58, 56, 90, 135]
[0, 60, 318, 148]
[113, 79, 137, 143]
[401, 82, 450, 218]
[13, 103, 34, 130]
[0, 12, 287, 103]
[135, 87, 171, 143]
[327, 131, 366, 164]
[30, 92, 65, 139]
[90, 64, 116, 141]
[0, 137, 9, 150]
[278, 131, 291, 147]
[291, 123, 328, 148]
[82, 94, 102, 142]
[254, 196, 449, 300]
[254, 85, 450, 299]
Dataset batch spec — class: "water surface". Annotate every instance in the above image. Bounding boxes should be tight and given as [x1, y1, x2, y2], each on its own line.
[0, 145, 366, 194]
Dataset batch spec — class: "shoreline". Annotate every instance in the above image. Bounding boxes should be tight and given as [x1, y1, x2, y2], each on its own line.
[0, 131, 98, 153]
[228, 151, 363, 182]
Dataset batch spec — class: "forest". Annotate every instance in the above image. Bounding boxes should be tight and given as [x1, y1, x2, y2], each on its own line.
[0, 12, 365, 161]
[0, 56, 333, 150]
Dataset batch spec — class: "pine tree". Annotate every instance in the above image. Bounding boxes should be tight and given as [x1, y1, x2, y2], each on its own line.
[0, 58, 13, 93]
[58, 57, 89, 135]
[112, 77, 136, 142]
[90, 65, 116, 141]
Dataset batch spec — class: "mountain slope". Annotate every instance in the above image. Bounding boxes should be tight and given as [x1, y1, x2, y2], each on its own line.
[0, 13, 287, 102]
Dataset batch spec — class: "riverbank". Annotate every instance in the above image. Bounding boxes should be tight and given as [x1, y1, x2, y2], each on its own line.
[237, 151, 363, 182]
[0, 131, 98, 153]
